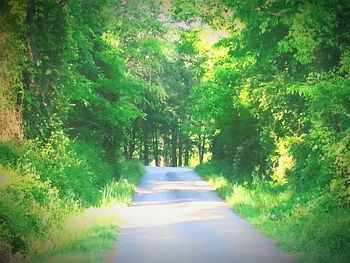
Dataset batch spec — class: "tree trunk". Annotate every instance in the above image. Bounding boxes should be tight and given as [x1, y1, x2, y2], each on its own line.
[138, 132, 143, 161]
[26, 0, 40, 96]
[178, 132, 183, 167]
[199, 134, 206, 164]
[198, 134, 202, 164]
[184, 138, 190, 166]
[167, 135, 171, 166]
[123, 144, 128, 159]
[129, 127, 136, 159]
[171, 127, 177, 167]
[27, 0, 38, 64]
[153, 130, 159, 166]
[144, 126, 149, 165]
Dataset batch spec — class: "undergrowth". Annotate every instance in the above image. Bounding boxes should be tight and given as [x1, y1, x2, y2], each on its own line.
[100, 160, 145, 206]
[0, 138, 145, 263]
[31, 207, 121, 263]
[195, 161, 350, 263]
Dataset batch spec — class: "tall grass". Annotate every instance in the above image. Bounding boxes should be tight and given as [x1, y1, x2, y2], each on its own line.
[31, 210, 120, 263]
[100, 161, 145, 206]
[195, 161, 350, 263]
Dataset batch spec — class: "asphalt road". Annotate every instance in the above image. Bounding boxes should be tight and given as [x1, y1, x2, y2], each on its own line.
[113, 166, 297, 263]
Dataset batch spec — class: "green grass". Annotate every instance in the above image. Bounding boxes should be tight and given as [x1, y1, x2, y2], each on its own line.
[31, 206, 121, 263]
[100, 160, 145, 206]
[195, 161, 350, 263]
[30, 160, 145, 263]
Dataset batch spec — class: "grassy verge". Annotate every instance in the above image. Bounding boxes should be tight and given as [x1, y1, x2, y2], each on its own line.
[31, 160, 145, 263]
[31, 205, 125, 263]
[100, 160, 146, 206]
[0, 143, 145, 263]
[195, 161, 350, 263]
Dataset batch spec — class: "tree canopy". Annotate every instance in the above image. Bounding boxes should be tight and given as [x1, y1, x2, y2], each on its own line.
[0, 0, 349, 261]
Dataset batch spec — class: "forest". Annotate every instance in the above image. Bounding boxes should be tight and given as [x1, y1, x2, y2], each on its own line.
[0, 0, 349, 262]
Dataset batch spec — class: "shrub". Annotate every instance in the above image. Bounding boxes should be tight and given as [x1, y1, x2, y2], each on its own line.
[196, 161, 350, 263]
[0, 166, 71, 254]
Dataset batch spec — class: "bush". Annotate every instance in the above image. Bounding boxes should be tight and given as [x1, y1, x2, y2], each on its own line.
[0, 140, 21, 167]
[0, 240, 27, 263]
[0, 135, 144, 261]
[11, 134, 115, 206]
[0, 166, 72, 254]
[64, 140, 114, 205]
[195, 161, 350, 263]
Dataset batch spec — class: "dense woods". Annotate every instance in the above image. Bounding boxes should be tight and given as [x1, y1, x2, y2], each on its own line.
[0, 0, 349, 262]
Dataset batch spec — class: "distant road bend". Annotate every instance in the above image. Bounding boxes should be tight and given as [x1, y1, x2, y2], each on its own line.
[113, 166, 297, 263]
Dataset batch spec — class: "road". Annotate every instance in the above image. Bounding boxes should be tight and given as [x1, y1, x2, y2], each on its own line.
[113, 166, 297, 263]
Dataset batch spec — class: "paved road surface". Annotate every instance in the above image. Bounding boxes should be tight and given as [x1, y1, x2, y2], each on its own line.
[113, 167, 297, 263]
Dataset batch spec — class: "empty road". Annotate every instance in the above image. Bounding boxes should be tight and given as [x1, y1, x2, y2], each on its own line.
[113, 167, 297, 263]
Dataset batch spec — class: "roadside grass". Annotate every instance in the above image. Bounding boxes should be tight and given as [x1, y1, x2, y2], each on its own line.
[31, 205, 122, 263]
[30, 160, 145, 263]
[195, 161, 350, 263]
[0, 138, 145, 263]
[100, 160, 145, 206]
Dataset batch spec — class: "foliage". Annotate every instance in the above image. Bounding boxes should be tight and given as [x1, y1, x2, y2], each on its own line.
[1, 0, 350, 262]
[8, 134, 115, 206]
[0, 138, 144, 260]
[173, 0, 350, 205]
[196, 161, 350, 263]
[1, 0, 184, 260]
[0, 165, 73, 254]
